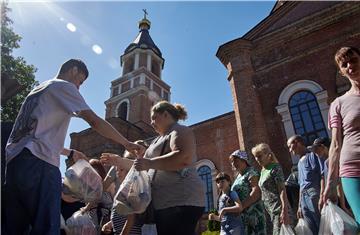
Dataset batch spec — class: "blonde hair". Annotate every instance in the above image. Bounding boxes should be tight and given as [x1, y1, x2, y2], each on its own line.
[251, 143, 278, 163]
[151, 101, 187, 121]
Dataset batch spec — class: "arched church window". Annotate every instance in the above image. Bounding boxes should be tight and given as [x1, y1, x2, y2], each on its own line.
[289, 90, 328, 145]
[118, 102, 128, 120]
[197, 165, 214, 212]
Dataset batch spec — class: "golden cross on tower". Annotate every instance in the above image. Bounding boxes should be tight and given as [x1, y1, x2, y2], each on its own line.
[143, 9, 148, 19]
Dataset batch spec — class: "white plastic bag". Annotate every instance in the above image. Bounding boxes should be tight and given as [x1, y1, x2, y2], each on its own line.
[66, 210, 97, 235]
[63, 159, 103, 203]
[294, 218, 312, 235]
[113, 165, 151, 215]
[319, 201, 358, 235]
[279, 224, 295, 235]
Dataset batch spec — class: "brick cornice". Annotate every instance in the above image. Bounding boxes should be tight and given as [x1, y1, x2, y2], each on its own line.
[243, 1, 298, 40]
[216, 39, 252, 68]
[111, 67, 170, 90]
[253, 2, 359, 46]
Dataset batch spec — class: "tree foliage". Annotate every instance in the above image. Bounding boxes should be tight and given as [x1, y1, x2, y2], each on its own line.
[1, 2, 38, 122]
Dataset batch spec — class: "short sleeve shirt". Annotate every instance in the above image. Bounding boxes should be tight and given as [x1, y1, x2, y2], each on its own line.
[328, 93, 360, 177]
[259, 163, 285, 215]
[6, 78, 90, 167]
[143, 123, 205, 210]
[297, 152, 322, 192]
[218, 191, 242, 228]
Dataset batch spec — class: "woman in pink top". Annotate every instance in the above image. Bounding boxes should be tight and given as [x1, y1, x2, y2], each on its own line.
[323, 46, 360, 224]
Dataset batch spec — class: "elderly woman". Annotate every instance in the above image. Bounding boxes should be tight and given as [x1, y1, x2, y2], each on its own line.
[323, 46, 360, 224]
[229, 150, 266, 235]
[102, 101, 205, 235]
[252, 143, 292, 235]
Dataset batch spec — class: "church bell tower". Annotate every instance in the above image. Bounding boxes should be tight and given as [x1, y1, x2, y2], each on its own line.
[105, 11, 171, 132]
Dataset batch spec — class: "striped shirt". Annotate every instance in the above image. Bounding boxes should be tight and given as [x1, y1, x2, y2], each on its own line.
[110, 208, 142, 235]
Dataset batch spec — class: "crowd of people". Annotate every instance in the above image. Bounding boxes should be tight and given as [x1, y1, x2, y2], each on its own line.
[3, 45, 360, 235]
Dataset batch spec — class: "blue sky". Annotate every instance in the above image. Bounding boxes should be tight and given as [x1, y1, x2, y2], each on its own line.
[8, 1, 275, 175]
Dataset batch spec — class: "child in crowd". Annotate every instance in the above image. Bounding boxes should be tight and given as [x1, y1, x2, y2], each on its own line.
[252, 143, 292, 235]
[208, 172, 244, 235]
[101, 140, 150, 235]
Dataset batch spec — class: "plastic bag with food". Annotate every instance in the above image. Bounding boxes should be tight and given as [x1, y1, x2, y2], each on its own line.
[63, 159, 103, 203]
[113, 165, 151, 215]
[66, 210, 97, 235]
[319, 201, 358, 235]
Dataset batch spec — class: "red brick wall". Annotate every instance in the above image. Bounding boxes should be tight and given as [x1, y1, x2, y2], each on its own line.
[191, 112, 239, 177]
[217, 1, 360, 175]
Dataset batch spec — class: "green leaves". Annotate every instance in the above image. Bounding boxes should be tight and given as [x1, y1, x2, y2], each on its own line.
[1, 2, 38, 122]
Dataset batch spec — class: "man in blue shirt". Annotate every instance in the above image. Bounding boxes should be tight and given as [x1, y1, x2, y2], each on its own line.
[287, 135, 322, 235]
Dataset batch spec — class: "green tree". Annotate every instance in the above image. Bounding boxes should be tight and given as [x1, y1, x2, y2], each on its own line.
[1, 2, 38, 122]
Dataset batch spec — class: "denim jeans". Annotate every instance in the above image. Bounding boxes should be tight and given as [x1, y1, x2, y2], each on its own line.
[5, 148, 61, 235]
[300, 187, 320, 235]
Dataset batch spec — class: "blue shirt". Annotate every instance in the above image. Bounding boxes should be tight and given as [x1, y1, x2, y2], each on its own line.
[218, 191, 243, 230]
[297, 152, 322, 192]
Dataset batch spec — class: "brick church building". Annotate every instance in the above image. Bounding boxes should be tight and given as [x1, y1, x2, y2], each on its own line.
[216, 1, 359, 173]
[70, 1, 360, 228]
[70, 14, 239, 215]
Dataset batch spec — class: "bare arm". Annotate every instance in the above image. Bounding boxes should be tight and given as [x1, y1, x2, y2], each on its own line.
[120, 214, 136, 235]
[278, 182, 290, 224]
[319, 177, 325, 210]
[241, 176, 261, 210]
[61, 148, 88, 162]
[323, 127, 343, 203]
[219, 196, 243, 218]
[78, 110, 142, 153]
[297, 189, 302, 219]
[100, 153, 134, 171]
[135, 126, 195, 171]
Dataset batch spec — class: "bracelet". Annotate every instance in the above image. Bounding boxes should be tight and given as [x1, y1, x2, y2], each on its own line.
[68, 149, 74, 159]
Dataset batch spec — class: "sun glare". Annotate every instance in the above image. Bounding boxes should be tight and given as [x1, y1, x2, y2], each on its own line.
[92, 44, 103, 55]
[66, 23, 76, 32]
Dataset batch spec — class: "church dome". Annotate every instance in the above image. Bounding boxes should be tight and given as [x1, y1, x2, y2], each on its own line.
[124, 14, 163, 58]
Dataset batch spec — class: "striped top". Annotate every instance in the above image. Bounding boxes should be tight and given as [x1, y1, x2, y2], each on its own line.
[111, 208, 142, 235]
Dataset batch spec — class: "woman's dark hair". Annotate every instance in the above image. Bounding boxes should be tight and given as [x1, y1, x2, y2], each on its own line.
[58, 59, 89, 78]
[151, 101, 188, 121]
[334, 46, 360, 66]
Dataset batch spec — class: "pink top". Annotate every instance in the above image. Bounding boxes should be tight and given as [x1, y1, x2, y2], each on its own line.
[328, 93, 360, 177]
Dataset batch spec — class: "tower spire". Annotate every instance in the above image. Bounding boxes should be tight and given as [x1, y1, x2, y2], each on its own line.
[138, 9, 151, 30]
